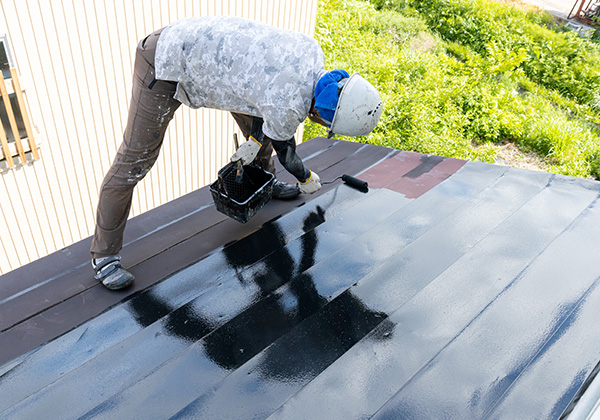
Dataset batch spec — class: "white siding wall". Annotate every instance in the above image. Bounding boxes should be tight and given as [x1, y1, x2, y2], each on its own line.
[0, 0, 319, 274]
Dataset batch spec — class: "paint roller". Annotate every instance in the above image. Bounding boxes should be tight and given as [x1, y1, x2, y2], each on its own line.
[322, 174, 369, 192]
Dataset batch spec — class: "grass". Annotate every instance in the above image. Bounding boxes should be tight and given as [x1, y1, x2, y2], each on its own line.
[303, 0, 600, 179]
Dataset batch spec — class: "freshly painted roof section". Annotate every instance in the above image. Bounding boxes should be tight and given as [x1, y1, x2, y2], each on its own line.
[1, 137, 599, 419]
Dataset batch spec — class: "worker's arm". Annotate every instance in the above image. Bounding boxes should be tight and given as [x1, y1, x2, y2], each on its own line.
[271, 137, 310, 181]
[272, 138, 321, 193]
[230, 116, 265, 165]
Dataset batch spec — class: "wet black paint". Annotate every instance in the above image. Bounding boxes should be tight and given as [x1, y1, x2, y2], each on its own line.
[3, 163, 600, 420]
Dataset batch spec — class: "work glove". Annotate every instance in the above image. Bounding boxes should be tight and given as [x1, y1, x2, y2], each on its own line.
[230, 136, 262, 165]
[298, 171, 321, 194]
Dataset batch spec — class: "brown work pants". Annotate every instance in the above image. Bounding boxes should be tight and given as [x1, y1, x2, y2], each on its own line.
[90, 29, 276, 258]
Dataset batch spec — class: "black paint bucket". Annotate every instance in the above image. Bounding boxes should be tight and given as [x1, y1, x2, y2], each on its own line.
[210, 162, 275, 223]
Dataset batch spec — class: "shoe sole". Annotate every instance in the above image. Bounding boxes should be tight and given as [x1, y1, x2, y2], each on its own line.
[272, 190, 300, 200]
[101, 269, 135, 290]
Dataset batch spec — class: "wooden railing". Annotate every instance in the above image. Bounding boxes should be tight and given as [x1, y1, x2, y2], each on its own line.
[0, 68, 38, 169]
[569, 0, 600, 27]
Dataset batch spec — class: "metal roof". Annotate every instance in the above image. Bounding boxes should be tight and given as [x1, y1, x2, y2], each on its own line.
[1, 137, 599, 419]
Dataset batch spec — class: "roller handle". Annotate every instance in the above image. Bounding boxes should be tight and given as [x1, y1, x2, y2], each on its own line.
[341, 174, 368, 191]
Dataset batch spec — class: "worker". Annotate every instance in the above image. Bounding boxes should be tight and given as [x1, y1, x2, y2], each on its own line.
[90, 16, 383, 290]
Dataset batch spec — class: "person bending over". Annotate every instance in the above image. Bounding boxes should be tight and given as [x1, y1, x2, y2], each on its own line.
[90, 16, 383, 290]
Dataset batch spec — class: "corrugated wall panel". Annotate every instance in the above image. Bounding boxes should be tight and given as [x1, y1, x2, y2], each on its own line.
[0, 0, 318, 275]
[3, 2, 79, 250]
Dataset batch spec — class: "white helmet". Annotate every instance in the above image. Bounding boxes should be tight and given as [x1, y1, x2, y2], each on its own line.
[329, 73, 383, 137]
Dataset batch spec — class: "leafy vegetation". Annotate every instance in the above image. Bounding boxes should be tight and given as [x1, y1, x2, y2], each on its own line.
[303, 0, 600, 179]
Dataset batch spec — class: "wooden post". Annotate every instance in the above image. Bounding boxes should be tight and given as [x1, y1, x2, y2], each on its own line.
[569, 0, 581, 19]
[10, 68, 39, 160]
[0, 72, 27, 164]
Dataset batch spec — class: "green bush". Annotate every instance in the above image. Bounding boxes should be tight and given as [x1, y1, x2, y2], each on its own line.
[304, 0, 600, 179]
[372, 0, 600, 106]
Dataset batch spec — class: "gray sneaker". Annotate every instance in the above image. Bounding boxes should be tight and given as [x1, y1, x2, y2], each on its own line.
[272, 180, 300, 200]
[92, 255, 135, 290]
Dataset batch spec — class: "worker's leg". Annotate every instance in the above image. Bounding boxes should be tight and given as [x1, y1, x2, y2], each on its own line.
[91, 29, 180, 261]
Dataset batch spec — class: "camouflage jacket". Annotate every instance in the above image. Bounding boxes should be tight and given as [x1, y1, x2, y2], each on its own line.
[155, 16, 326, 141]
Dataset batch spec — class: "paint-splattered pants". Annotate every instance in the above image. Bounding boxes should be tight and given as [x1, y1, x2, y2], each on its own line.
[90, 29, 276, 258]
